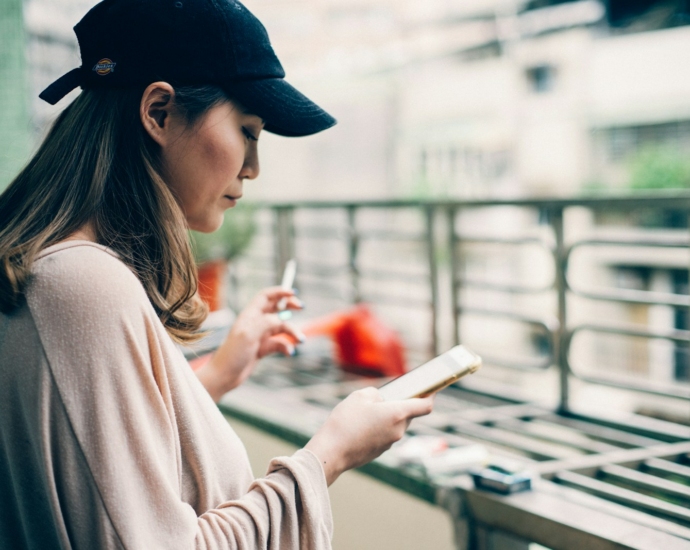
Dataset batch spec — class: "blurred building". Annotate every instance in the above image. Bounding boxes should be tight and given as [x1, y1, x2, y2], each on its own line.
[241, 0, 690, 201]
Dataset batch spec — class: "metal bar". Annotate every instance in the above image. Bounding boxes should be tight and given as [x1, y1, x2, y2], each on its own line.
[296, 225, 455, 243]
[564, 409, 690, 442]
[552, 206, 569, 413]
[568, 286, 690, 308]
[422, 403, 548, 427]
[346, 206, 361, 303]
[448, 207, 461, 347]
[573, 372, 690, 401]
[537, 414, 670, 447]
[293, 226, 349, 239]
[555, 470, 690, 524]
[259, 192, 690, 211]
[447, 421, 582, 461]
[535, 442, 690, 476]
[569, 323, 690, 343]
[599, 464, 690, 504]
[492, 418, 623, 454]
[426, 206, 440, 356]
[357, 230, 426, 242]
[356, 268, 430, 284]
[454, 278, 554, 294]
[568, 236, 690, 249]
[455, 236, 553, 247]
[644, 458, 690, 481]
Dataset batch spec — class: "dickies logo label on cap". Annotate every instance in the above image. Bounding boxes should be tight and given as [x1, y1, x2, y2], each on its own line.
[93, 59, 117, 75]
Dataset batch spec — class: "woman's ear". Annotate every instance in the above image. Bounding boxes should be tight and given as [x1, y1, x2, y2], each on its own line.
[140, 82, 176, 146]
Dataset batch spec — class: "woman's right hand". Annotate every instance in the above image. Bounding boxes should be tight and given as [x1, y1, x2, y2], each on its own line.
[304, 387, 434, 486]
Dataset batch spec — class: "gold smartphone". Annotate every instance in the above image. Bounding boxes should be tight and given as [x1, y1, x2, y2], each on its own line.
[378, 345, 482, 401]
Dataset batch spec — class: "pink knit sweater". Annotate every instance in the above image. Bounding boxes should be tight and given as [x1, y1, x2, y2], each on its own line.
[0, 241, 332, 549]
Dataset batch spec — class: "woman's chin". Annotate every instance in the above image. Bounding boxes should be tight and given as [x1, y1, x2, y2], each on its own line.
[189, 213, 225, 233]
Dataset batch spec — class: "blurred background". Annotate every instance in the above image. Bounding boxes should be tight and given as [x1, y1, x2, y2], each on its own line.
[5, 0, 690, 198]
[2, 1, 690, 549]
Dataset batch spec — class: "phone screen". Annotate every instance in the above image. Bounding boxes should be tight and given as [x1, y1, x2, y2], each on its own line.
[378, 346, 481, 401]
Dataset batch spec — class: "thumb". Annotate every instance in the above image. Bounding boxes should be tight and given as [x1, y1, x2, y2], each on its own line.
[397, 395, 435, 419]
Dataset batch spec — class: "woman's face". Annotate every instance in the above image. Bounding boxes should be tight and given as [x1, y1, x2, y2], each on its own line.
[160, 99, 264, 233]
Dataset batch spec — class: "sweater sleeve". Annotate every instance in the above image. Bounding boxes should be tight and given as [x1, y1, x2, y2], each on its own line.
[27, 245, 332, 550]
[196, 450, 333, 550]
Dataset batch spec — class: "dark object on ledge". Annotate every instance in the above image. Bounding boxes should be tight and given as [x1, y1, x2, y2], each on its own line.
[470, 466, 533, 495]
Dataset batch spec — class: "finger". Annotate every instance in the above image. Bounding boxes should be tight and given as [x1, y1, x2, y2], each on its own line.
[275, 295, 304, 316]
[256, 287, 296, 312]
[274, 320, 306, 343]
[259, 335, 295, 357]
[396, 396, 435, 419]
[284, 296, 304, 310]
[263, 318, 306, 343]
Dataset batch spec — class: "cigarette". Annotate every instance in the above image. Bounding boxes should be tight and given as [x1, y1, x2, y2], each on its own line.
[277, 259, 296, 314]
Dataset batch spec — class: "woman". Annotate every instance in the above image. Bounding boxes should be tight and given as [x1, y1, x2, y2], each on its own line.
[0, 0, 434, 548]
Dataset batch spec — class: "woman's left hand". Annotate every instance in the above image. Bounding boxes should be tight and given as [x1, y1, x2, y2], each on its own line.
[195, 287, 305, 402]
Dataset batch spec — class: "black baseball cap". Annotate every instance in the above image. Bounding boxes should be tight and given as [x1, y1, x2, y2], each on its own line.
[39, 0, 336, 137]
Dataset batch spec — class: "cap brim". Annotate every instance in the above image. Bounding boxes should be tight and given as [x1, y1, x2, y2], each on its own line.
[225, 78, 336, 137]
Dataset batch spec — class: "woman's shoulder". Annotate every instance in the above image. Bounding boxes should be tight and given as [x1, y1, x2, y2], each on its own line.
[29, 240, 148, 311]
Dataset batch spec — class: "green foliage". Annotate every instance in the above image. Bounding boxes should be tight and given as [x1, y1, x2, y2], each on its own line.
[629, 147, 690, 191]
[0, 0, 31, 190]
[580, 179, 609, 195]
[189, 203, 256, 264]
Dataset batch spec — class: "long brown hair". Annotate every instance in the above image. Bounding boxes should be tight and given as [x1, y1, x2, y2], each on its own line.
[0, 85, 229, 343]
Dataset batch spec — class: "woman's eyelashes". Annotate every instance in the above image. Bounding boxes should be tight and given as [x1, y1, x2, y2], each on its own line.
[241, 127, 258, 142]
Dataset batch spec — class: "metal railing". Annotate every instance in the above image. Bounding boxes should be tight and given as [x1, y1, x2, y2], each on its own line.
[234, 193, 690, 410]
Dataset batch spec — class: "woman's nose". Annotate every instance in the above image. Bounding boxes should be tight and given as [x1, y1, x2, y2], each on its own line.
[239, 148, 260, 180]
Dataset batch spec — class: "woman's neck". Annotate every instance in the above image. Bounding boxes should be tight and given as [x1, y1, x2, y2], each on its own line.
[64, 224, 97, 243]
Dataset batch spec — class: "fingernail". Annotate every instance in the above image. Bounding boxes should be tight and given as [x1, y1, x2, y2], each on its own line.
[295, 298, 305, 309]
[290, 347, 297, 356]
[292, 288, 299, 296]
[297, 332, 306, 343]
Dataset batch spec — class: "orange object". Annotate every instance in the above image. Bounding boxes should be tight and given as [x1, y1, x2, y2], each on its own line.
[302, 304, 406, 377]
[197, 260, 226, 311]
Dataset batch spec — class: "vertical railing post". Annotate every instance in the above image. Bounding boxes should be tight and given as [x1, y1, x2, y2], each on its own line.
[552, 206, 569, 413]
[347, 205, 361, 303]
[274, 206, 295, 284]
[447, 207, 461, 347]
[426, 206, 440, 356]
